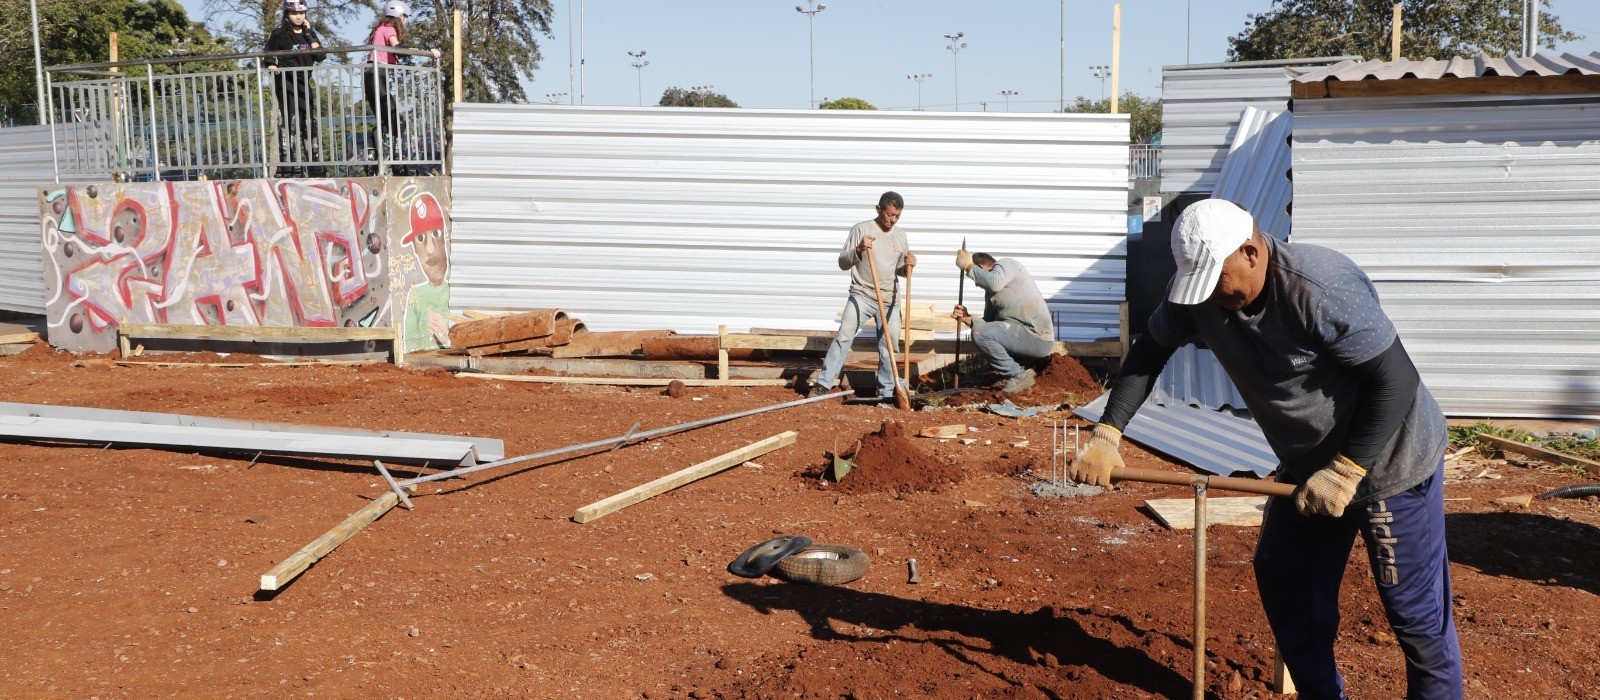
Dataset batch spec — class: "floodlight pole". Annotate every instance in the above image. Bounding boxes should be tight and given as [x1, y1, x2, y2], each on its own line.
[796, 1, 826, 108]
[944, 32, 966, 111]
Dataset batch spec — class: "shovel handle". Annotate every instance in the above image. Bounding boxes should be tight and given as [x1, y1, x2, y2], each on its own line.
[1111, 467, 1295, 498]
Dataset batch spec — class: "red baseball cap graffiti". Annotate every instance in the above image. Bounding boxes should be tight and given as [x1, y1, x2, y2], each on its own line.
[403, 193, 444, 243]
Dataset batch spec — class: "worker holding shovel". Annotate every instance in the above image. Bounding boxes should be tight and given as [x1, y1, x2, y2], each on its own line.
[1069, 199, 1461, 699]
[807, 191, 915, 403]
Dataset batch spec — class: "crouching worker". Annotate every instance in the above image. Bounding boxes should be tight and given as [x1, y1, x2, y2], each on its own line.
[950, 250, 1054, 393]
[1068, 199, 1461, 700]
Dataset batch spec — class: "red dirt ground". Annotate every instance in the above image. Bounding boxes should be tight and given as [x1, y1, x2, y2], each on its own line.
[1, 343, 1597, 698]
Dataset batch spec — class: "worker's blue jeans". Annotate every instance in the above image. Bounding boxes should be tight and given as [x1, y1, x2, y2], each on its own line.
[815, 293, 902, 397]
[970, 319, 1054, 378]
[1255, 460, 1461, 700]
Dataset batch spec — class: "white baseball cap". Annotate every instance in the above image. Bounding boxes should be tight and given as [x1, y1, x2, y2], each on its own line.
[1168, 199, 1256, 305]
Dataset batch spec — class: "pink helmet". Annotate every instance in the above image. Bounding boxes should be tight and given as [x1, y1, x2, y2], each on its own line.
[404, 193, 443, 243]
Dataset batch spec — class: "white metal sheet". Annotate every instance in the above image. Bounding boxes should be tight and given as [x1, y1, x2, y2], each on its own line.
[0, 126, 56, 313]
[450, 104, 1131, 340]
[1294, 92, 1600, 418]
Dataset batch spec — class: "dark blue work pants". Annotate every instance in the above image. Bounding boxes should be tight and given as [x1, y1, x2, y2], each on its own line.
[1254, 462, 1462, 700]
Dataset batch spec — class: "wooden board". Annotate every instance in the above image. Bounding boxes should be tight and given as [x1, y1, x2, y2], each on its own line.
[448, 309, 565, 349]
[0, 332, 39, 344]
[115, 359, 378, 368]
[464, 318, 584, 356]
[724, 333, 1122, 357]
[572, 431, 798, 523]
[458, 373, 788, 388]
[260, 490, 410, 590]
[549, 330, 673, 358]
[1144, 496, 1269, 530]
[918, 424, 968, 439]
[120, 323, 396, 342]
[1477, 433, 1600, 475]
[643, 336, 763, 362]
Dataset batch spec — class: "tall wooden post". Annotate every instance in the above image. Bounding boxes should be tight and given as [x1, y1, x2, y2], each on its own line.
[1391, 2, 1403, 60]
[1110, 4, 1122, 114]
[452, 9, 463, 103]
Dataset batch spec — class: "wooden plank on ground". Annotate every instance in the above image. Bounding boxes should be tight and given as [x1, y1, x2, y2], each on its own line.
[1144, 496, 1269, 530]
[644, 336, 764, 362]
[458, 373, 788, 388]
[550, 330, 673, 358]
[918, 424, 968, 439]
[120, 323, 396, 342]
[448, 309, 565, 349]
[260, 489, 411, 590]
[475, 356, 705, 379]
[115, 359, 378, 368]
[0, 332, 39, 344]
[747, 328, 834, 338]
[572, 431, 799, 523]
[1477, 433, 1600, 475]
[724, 333, 1122, 357]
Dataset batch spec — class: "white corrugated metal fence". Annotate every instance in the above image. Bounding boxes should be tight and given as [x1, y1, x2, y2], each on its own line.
[449, 104, 1130, 340]
[1293, 92, 1600, 418]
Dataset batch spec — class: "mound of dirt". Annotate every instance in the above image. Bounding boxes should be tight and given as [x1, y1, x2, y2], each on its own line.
[830, 421, 966, 495]
[946, 354, 1103, 407]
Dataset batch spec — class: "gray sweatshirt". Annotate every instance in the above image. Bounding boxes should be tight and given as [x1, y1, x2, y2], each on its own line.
[967, 258, 1053, 341]
[837, 219, 908, 301]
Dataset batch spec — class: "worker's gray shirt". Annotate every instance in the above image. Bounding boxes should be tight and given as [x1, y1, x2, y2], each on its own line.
[837, 219, 907, 301]
[966, 258, 1054, 341]
[1147, 236, 1446, 505]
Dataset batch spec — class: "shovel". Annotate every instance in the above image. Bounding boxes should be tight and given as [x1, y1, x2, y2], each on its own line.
[865, 240, 912, 411]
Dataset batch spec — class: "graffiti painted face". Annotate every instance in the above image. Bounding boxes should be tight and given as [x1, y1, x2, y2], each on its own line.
[413, 227, 448, 285]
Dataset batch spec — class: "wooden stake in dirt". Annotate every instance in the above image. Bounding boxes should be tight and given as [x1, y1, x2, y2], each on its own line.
[572, 431, 798, 523]
[902, 263, 913, 388]
[864, 243, 912, 410]
[260, 487, 413, 591]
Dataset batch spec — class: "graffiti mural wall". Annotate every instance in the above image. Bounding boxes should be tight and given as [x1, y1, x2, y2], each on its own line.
[39, 176, 450, 354]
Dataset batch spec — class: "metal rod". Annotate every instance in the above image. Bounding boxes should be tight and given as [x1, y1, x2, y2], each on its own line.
[47, 45, 431, 74]
[400, 391, 851, 487]
[254, 58, 269, 179]
[374, 460, 414, 510]
[1192, 481, 1208, 700]
[146, 65, 159, 179]
[1111, 467, 1295, 498]
[608, 421, 641, 453]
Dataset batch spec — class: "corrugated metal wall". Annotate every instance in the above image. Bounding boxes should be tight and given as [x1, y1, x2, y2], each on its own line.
[1160, 58, 1348, 194]
[0, 126, 55, 313]
[450, 104, 1130, 340]
[1294, 93, 1600, 418]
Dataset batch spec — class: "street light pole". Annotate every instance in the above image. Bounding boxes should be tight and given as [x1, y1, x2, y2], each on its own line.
[1059, 0, 1065, 111]
[944, 31, 966, 111]
[1090, 65, 1111, 101]
[628, 50, 649, 106]
[796, 2, 827, 108]
[690, 84, 715, 107]
[546, 92, 568, 104]
[998, 89, 1018, 111]
[907, 73, 932, 111]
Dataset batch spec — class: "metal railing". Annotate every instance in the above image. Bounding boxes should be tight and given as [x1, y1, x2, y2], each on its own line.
[1130, 144, 1161, 180]
[43, 46, 445, 182]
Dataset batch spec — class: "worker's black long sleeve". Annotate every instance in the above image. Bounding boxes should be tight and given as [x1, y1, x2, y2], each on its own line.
[1097, 334, 1179, 432]
[1340, 337, 1420, 469]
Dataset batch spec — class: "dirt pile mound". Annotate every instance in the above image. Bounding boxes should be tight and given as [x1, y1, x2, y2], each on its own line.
[947, 354, 1103, 407]
[832, 421, 965, 495]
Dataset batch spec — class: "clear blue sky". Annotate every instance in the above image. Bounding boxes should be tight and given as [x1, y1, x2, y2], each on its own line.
[181, 0, 1600, 111]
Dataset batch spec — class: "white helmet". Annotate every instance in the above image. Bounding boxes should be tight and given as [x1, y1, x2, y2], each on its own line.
[283, 0, 308, 13]
[382, 0, 411, 18]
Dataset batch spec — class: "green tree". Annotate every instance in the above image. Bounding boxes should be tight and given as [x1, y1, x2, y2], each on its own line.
[819, 96, 875, 110]
[407, 0, 554, 104]
[1059, 92, 1162, 144]
[201, 0, 376, 56]
[658, 86, 738, 108]
[0, 0, 228, 122]
[1228, 0, 1581, 61]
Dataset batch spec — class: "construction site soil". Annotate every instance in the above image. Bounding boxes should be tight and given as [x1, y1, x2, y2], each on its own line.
[2, 345, 1597, 699]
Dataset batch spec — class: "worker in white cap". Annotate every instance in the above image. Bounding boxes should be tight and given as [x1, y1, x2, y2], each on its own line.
[1068, 199, 1461, 699]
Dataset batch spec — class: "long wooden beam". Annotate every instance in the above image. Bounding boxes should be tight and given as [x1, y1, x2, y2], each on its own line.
[260, 488, 411, 591]
[572, 431, 798, 523]
[457, 373, 789, 388]
[723, 333, 1122, 357]
[120, 323, 396, 341]
[1478, 433, 1600, 475]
